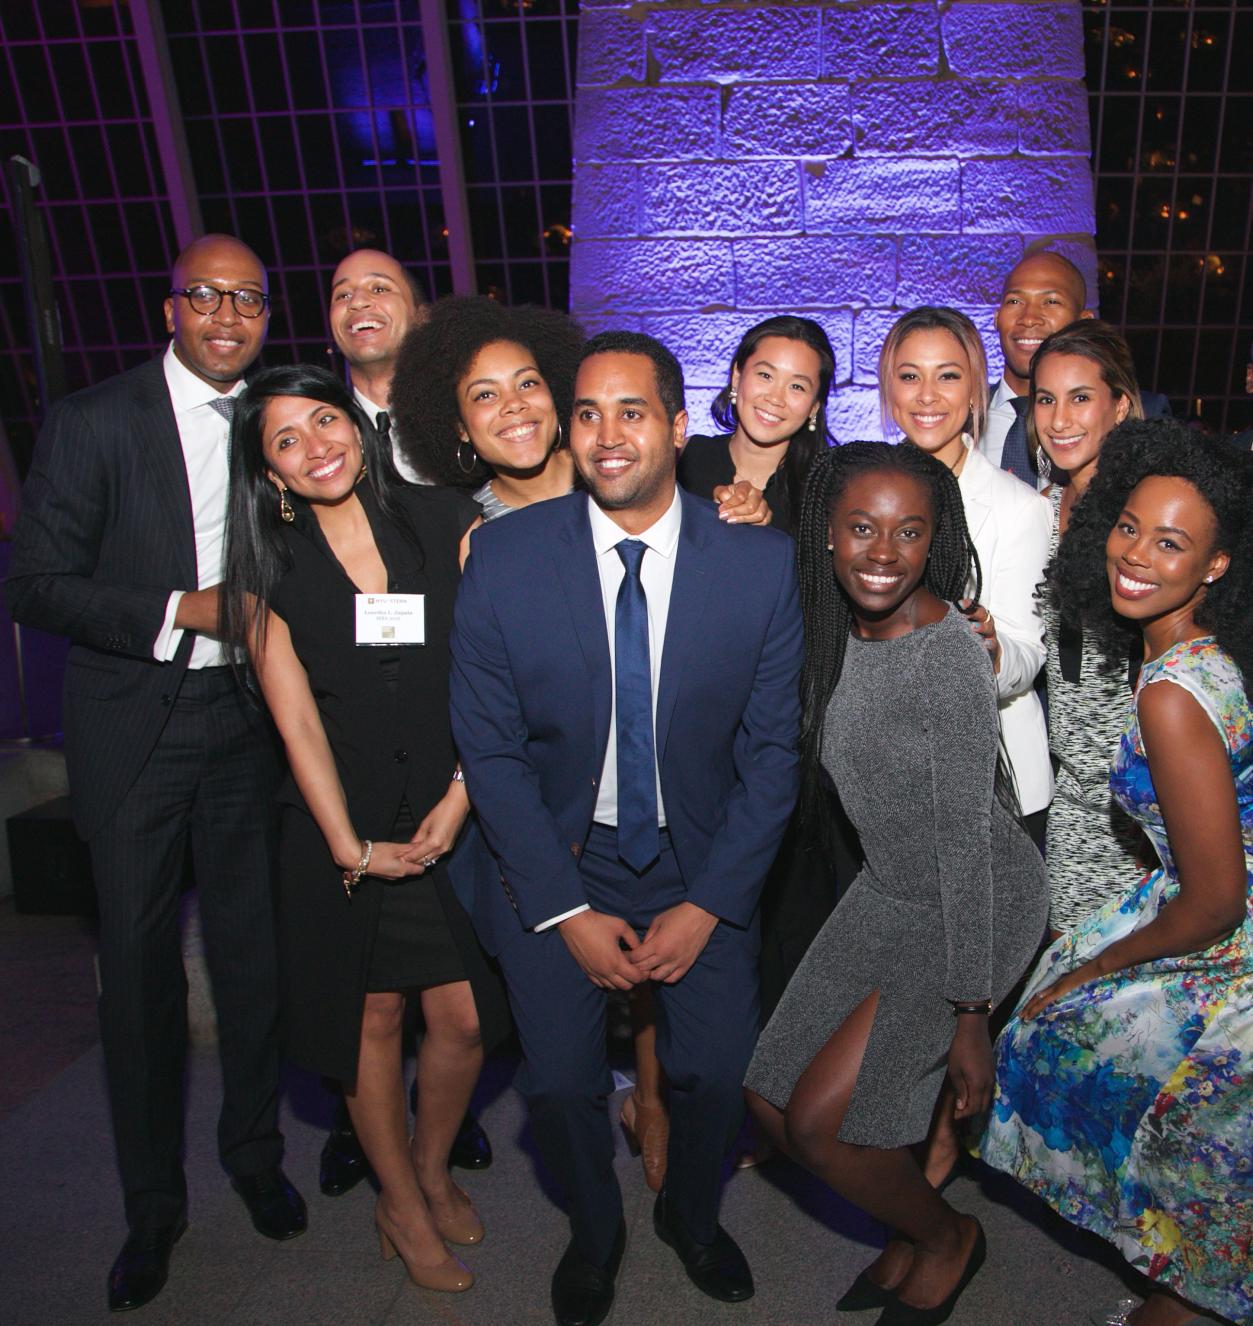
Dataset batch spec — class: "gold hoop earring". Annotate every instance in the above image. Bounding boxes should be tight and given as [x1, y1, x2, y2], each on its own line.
[456, 438, 477, 476]
[278, 485, 294, 524]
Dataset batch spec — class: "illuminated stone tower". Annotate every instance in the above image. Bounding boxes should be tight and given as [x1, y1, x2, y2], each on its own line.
[569, 0, 1096, 436]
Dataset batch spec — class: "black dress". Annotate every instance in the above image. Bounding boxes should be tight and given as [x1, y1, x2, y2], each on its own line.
[677, 433, 794, 535]
[676, 434, 855, 1018]
[269, 483, 510, 1085]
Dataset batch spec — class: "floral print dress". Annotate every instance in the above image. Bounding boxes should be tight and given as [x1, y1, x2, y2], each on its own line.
[980, 637, 1253, 1324]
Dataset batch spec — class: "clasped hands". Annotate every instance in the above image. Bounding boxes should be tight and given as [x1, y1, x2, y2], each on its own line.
[558, 902, 718, 990]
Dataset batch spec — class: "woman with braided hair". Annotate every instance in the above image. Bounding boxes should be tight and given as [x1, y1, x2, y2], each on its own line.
[744, 442, 1048, 1325]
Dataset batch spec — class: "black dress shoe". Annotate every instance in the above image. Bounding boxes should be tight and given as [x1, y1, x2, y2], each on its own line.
[319, 1120, 371, 1197]
[449, 1111, 493, 1170]
[653, 1189, 753, 1303]
[232, 1167, 308, 1241]
[107, 1218, 187, 1312]
[551, 1221, 626, 1326]
[837, 1269, 898, 1312]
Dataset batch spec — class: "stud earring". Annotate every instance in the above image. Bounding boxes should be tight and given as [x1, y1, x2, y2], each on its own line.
[1204, 575, 1214, 583]
[278, 485, 294, 524]
[808, 414, 818, 433]
[729, 387, 738, 407]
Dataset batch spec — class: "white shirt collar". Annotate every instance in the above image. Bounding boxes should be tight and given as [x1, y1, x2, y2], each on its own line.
[353, 385, 387, 427]
[990, 376, 1020, 410]
[588, 486, 682, 560]
[162, 341, 246, 416]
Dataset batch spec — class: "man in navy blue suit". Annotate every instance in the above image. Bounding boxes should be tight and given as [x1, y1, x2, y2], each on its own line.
[449, 331, 803, 1326]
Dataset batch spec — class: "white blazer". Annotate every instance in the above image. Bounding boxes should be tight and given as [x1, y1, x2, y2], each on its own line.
[957, 439, 1054, 816]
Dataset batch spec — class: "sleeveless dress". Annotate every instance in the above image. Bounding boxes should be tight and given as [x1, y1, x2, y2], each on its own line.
[980, 638, 1253, 1324]
[1043, 487, 1148, 930]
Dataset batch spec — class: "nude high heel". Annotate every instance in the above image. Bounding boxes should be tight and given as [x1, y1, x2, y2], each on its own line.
[619, 1091, 669, 1194]
[430, 1182, 485, 1246]
[376, 1211, 474, 1293]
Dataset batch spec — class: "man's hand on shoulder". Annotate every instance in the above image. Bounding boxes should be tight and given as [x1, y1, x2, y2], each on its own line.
[558, 909, 644, 990]
[630, 902, 718, 984]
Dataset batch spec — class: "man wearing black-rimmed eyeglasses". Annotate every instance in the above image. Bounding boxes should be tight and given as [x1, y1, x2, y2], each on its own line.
[7, 233, 305, 1313]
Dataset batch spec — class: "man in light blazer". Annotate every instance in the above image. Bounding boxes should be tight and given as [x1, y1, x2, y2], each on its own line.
[449, 331, 803, 1326]
[6, 235, 304, 1313]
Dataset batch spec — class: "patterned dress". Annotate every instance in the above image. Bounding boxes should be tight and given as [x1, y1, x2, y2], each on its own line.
[1043, 487, 1148, 930]
[980, 638, 1253, 1324]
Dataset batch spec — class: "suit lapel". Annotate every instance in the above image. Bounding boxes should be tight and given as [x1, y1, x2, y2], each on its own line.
[960, 446, 994, 547]
[655, 491, 713, 761]
[554, 497, 612, 760]
[131, 359, 198, 587]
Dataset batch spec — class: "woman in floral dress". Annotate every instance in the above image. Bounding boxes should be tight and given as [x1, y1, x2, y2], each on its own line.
[980, 421, 1253, 1326]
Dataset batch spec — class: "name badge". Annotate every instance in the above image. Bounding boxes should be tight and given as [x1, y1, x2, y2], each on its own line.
[354, 593, 425, 646]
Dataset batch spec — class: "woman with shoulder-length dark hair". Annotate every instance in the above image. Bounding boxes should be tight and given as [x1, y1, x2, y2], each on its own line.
[744, 442, 1049, 1323]
[981, 422, 1253, 1326]
[678, 314, 836, 537]
[221, 363, 508, 1295]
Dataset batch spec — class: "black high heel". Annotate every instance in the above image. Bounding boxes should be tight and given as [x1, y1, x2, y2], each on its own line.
[874, 1221, 986, 1326]
[836, 1270, 897, 1312]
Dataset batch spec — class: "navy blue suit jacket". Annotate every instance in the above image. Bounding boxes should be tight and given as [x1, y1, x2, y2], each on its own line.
[448, 488, 803, 955]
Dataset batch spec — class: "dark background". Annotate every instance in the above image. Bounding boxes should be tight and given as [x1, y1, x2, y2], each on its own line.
[0, 0, 1249, 476]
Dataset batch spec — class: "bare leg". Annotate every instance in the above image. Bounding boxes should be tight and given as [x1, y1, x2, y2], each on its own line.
[345, 992, 448, 1269]
[919, 1080, 961, 1188]
[773, 992, 979, 1311]
[629, 985, 665, 1109]
[411, 980, 483, 1224]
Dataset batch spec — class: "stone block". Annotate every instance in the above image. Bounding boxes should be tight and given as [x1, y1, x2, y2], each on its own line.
[853, 80, 1017, 156]
[723, 85, 853, 159]
[570, 238, 735, 315]
[1018, 80, 1091, 156]
[897, 235, 1024, 306]
[804, 158, 961, 233]
[683, 386, 723, 438]
[641, 163, 803, 236]
[962, 158, 1094, 234]
[572, 164, 640, 238]
[576, 9, 646, 88]
[641, 309, 854, 387]
[828, 387, 888, 442]
[649, 9, 821, 84]
[573, 87, 720, 163]
[851, 308, 903, 386]
[942, 3, 1084, 79]
[823, 4, 940, 80]
[578, 312, 644, 339]
[733, 236, 897, 308]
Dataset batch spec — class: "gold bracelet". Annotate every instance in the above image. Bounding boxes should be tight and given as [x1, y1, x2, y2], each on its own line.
[342, 839, 373, 900]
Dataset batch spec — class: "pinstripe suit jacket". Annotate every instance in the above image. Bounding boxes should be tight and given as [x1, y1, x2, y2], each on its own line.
[6, 355, 202, 840]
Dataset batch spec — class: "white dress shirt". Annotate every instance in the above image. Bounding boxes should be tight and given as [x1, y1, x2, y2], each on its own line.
[354, 385, 429, 485]
[535, 487, 682, 931]
[977, 378, 1049, 492]
[153, 343, 240, 669]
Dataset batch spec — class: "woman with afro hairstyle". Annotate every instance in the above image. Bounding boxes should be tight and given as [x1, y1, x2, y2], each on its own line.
[980, 421, 1253, 1326]
[745, 443, 1048, 1325]
[388, 296, 585, 517]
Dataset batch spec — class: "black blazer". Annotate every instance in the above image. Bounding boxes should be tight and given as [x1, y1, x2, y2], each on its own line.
[6, 356, 205, 839]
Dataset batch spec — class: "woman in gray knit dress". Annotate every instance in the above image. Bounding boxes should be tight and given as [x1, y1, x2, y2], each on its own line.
[744, 443, 1048, 1325]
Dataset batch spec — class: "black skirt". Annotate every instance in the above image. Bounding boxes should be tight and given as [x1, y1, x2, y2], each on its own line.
[367, 800, 467, 991]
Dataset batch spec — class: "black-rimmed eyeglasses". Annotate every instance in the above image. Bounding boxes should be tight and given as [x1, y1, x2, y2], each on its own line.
[168, 285, 270, 318]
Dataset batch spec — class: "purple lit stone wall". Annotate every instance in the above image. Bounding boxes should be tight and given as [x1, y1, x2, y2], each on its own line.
[569, 0, 1096, 438]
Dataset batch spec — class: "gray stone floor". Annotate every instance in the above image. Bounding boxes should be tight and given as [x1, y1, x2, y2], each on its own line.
[0, 901, 1141, 1325]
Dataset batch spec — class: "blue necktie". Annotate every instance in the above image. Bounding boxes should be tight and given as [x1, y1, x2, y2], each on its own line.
[614, 539, 659, 872]
[1000, 395, 1035, 484]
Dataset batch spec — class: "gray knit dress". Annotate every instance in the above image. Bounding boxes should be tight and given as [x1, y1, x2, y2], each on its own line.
[744, 606, 1049, 1147]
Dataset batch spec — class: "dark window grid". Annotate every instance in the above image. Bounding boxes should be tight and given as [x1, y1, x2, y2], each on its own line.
[450, 5, 576, 305]
[3, 25, 126, 383]
[68, 0, 174, 336]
